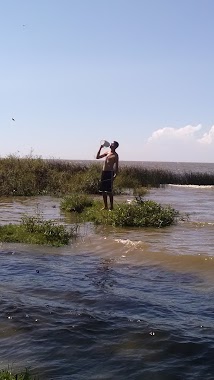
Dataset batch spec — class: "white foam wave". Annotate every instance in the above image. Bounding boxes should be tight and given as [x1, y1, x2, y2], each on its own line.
[114, 238, 142, 248]
[169, 184, 214, 189]
[191, 221, 214, 227]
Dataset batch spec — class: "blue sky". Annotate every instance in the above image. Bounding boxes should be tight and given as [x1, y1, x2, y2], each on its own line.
[1, 0, 214, 162]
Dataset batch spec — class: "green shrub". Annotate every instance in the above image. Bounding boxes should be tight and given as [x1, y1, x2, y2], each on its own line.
[84, 200, 179, 227]
[0, 368, 37, 379]
[0, 215, 76, 246]
[60, 193, 94, 213]
[133, 187, 149, 197]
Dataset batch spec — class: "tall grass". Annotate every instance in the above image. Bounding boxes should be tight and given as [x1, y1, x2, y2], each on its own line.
[0, 156, 214, 196]
[0, 156, 88, 196]
[115, 165, 214, 187]
[61, 193, 93, 212]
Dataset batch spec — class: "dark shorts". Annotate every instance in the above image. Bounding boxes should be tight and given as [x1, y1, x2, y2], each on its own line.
[99, 171, 113, 192]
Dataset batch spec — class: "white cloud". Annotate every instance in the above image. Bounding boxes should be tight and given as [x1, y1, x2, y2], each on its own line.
[198, 125, 214, 144]
[148, 124, 202, 143]
[141, 124, 214, 162]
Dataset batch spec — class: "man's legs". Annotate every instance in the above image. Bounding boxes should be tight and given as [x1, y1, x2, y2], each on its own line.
[101, 172, 113, 210]
[109, 192, 113, 210]
[102, 192, 108, 210]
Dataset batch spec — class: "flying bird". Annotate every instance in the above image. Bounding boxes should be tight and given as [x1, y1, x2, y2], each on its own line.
[12, 118, 15, 121]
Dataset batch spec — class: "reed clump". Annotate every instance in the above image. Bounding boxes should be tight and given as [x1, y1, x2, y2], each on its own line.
[114, 166, 172, 189]
[133, 187, 149, 197]
[1, 156, 214, 196]
[0, 156, 88, 196]
[61, 193, 94, 212]
[115, 166, 214, 188]
[0, 368, 37, 379]
[0, 215, 76, 246]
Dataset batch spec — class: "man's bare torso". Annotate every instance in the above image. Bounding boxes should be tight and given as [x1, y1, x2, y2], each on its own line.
[103, 152, 118, 171]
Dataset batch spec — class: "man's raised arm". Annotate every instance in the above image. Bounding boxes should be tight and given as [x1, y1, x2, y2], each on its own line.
[96, 145, 107, 159]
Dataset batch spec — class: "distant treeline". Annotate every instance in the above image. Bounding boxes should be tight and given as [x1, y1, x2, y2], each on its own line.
[0, 156, 214, 196]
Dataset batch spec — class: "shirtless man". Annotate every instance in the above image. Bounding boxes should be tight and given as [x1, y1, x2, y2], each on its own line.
[96, 141, 119, 210]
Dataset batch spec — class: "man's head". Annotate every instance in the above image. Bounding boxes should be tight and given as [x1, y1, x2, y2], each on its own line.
[110, 141, 119, 151]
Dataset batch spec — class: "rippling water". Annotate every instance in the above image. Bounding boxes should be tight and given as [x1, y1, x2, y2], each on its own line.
[72, 159, 214, 174]
[0, 185, 214, 379]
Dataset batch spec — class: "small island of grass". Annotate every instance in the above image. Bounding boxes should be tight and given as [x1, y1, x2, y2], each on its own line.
[61, 193, 180, 228]
[0, 215, 76, 246]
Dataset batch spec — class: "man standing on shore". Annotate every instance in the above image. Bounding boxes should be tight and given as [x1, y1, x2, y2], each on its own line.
[96, 141, 119, 210]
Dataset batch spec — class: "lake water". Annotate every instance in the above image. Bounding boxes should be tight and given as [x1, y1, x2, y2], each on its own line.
[72, 159, 214, 174]
[0, 161, 214, 379]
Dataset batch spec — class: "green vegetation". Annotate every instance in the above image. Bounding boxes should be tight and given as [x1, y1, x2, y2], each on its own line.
[0, 215, 76, 246]
[0, 155, 214, 197]
[84, 199, 179, 227]
[0, 368, 37, 380]
[60, 193, 180, 228]
[0, 155, 88, 196]
[61, 193, 93, 213]
[115, 165, 214, 188]
[133, 187, 149, 197]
